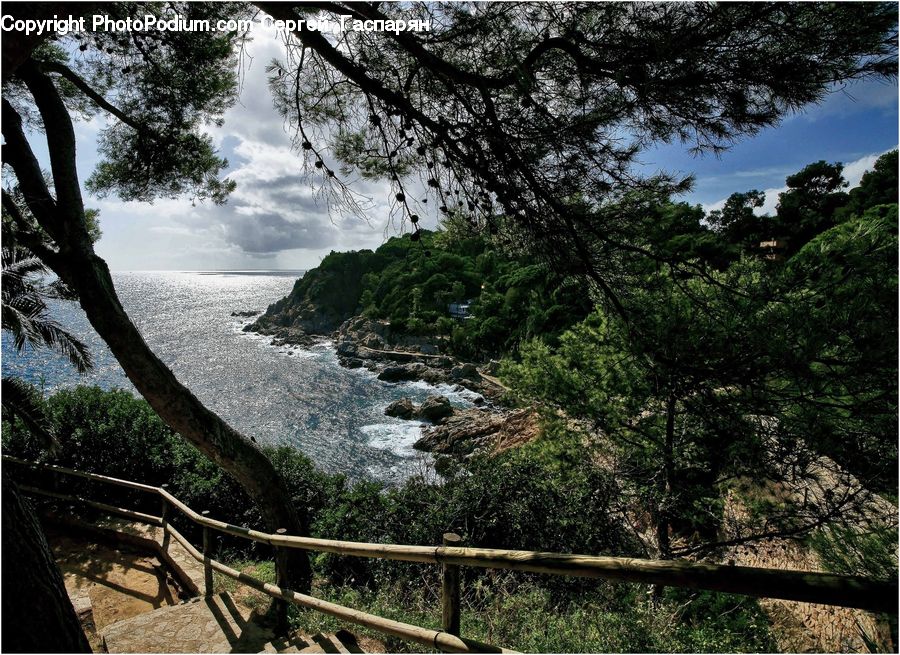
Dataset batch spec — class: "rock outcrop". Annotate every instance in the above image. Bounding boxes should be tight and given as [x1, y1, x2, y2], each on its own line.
[329, 317, 506, 401]
[385, 398, 416, 419]
[384, 395, 456, 423]
[243, 324, 319, 348]
[417, 396, 453, 422]
[336, 316, 444, 355]
[247, 251, 380, 336]
[414, 408, 540, 456]
[377, 364, 427, 383]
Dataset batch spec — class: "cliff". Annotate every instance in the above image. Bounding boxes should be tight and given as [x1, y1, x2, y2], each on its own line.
[247, 249, 381, 336]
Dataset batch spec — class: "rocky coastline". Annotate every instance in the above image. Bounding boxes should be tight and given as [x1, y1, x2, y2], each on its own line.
[242, 311, 526, 456]
[387, 396, 540, 456]
[246, 313, 507, 400]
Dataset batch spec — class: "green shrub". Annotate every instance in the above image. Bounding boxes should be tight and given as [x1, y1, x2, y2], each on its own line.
[5, 384, 776, 653]
[808, 524, 899, 581]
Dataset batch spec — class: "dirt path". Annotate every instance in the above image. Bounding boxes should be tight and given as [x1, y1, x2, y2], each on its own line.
[718, 455, 897, 653]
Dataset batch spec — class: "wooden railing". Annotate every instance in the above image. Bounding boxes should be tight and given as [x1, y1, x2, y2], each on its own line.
[5, 455, 897, 653]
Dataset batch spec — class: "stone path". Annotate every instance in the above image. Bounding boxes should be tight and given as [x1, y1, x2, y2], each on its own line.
[41, 509, 366, 654]
[102, 592, 268, 653]
[45, 508, 207, 596]
[101, 592, 360, 654]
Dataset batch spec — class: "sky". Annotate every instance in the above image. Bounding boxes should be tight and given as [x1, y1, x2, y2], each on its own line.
[24, 20, 900, 271]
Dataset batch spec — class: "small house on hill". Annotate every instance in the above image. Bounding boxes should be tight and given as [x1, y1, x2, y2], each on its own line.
[448, 301, 472, 320]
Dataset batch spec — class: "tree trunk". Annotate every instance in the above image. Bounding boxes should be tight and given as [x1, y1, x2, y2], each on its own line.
[2, 59, 312, 594]
[650, 394, 677, 605]
[657, 394, 677, 560]
[1, 472, 91, 653]
[61, 253, 313, 594]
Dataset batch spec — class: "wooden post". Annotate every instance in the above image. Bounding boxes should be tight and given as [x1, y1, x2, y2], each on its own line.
[202, 510, 214, 597]
[274, 528, 288, 635]
[160, 486, 170, 552]
[442, 532, 463, 636]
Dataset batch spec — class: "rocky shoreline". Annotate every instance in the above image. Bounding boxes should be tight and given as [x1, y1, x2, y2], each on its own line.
[405, 399, 540, 456]
[246, 314, 507, 400]
[242, 312, 531, 456]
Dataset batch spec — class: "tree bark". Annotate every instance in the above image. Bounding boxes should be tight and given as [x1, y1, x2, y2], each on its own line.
[1, 472, 91, 653]
[3, 59, 312, 593]
[657, 394, 677, 560]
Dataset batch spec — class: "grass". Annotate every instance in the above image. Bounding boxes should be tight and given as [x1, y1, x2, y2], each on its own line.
[216, 557, 777, 653]
[212, 558, 277, 614]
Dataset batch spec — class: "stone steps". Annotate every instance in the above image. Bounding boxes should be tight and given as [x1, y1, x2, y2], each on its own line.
[40, 508, 367, 653]
[101, 591, 361, 654]
[260, 629, 363, 654]
[43, 509, 206, 597]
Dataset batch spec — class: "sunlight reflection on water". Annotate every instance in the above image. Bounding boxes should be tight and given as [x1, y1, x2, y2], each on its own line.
[1, 271, 472, 483]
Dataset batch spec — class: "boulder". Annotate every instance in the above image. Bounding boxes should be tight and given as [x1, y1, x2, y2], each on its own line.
[336, 340, 358, 357]
[268, 327, 318, 347]
[377, 364, 424, 382]
[450, 363, 479, 380]
[378, 366, 408, 382]
[417, 395, 453, 422]
[344, 358, 364, 369]
[363, 334, 384, 349]
[414, 408, 539, 456]
[385, 398, 416, 419]
[414, 409, 504, 454]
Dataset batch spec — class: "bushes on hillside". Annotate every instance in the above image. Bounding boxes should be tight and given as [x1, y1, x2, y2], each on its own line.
[2, 385, 638, 586]
[3, 384, 781, 652]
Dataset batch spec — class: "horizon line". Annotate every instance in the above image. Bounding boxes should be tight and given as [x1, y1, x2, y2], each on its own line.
[106, 268, 307, 273]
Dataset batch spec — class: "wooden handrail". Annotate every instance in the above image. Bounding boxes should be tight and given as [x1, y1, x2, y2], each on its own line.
[19, 485, 163, 526]
[5, 455, 897, 616]
[163, 522, 516, 653]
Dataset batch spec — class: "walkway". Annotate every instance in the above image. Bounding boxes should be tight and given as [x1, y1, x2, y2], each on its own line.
[44, 510, 365, 654]
[101, 592, 361, 653]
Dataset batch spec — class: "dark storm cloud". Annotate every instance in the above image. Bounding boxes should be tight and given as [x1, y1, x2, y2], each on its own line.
[219, 212, 335, 253]
[255, 176, 326, 213]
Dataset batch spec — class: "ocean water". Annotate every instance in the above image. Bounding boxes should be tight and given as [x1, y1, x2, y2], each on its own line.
[1, 271, 477, 483]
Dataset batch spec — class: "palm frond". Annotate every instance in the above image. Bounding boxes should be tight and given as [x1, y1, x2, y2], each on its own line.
[46, 278, 79, 301]
[1, 246, 93, 373]
[1, 377, 59, 454]
[32, 321, 93, 373]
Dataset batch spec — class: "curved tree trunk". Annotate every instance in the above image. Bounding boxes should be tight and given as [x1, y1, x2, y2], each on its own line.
[1, 472, 91, 653]
[62, 252, 313, 595]
[2, 59, 312, 594]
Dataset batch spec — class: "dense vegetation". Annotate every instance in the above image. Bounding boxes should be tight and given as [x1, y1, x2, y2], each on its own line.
[2, 3, 896, 651]
[257, 226, 593, 358]
[258, 151, 899, 577]
[3, 153, 896, 651]
[2, 385, 775, 652]
[502, 153, 898, 566]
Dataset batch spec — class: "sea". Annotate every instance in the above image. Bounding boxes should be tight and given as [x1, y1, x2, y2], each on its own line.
[0, 270, 478, 484]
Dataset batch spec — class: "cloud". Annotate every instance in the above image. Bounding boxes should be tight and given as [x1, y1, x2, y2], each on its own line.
[788, 78, 899, 123]
[756, 186, 788, 217]
[61, 15, 470, 271]
[195, 25, 416, 257]
[841, 151, 884, 188]
[218, 212, 336, 253]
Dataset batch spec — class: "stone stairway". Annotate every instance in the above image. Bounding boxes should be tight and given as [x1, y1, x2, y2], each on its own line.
[41, 509, 366, 654]
[101, 592, 362, 654]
